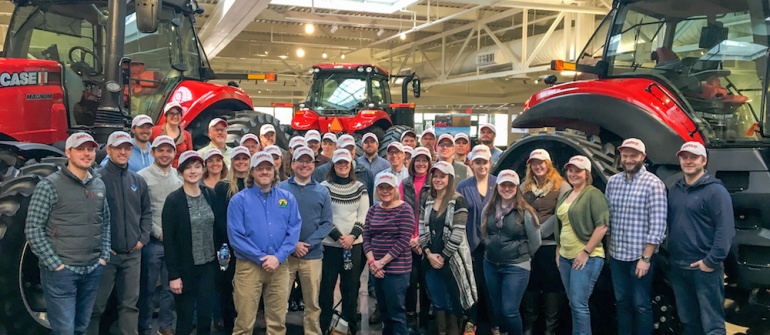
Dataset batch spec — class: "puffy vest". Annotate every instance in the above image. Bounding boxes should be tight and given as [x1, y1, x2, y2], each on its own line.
[402, 175, 431, 221]
[45, 169, 106, 267]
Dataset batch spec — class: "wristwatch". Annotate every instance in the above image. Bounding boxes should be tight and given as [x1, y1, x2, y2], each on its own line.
[641, 255, 652, 263]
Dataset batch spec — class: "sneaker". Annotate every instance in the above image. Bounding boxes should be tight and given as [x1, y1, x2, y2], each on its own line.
[463, 322, 476, 335]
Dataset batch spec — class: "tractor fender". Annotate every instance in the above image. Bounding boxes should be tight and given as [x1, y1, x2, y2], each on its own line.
[344, 109, 392, 133]
[0, 141, 64, 161]
[514, 93, 689, 166]
[156, 80, 253, 126]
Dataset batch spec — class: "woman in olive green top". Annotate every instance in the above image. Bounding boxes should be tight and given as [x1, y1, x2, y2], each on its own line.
[555, 155, 609, 335]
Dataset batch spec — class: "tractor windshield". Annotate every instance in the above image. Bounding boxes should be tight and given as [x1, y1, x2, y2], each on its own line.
[4, 1, 204, 124]
[305, 71, 390, 115]
[581, 0, 769, 143]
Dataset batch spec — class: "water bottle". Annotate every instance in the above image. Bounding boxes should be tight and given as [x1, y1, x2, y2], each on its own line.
[218, 243, 231, 271]
[343, 249, 352, 270]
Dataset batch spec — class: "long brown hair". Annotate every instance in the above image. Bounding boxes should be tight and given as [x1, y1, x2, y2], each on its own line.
[521, 159, 564, 193]
[429, 171, 455, 217]
[481, 185, 539, 236]
[245, 167, 280, 188]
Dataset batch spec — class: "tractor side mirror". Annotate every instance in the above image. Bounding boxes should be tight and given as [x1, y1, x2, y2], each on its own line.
[135, 0, 162, 33]
[412, 78, 421, 98]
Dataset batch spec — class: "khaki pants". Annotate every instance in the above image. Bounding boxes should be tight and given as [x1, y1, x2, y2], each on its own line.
[233, 258, 291, 335]
[288, 256, 323, 335]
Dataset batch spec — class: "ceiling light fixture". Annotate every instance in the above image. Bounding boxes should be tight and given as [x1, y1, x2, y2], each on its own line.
[330, 24, 339, 34]
[305, 23, 314, 34]
[279, 54, 288, 59]
[377, 28, 385, 37]
[399, 32, 406, 40]
[297, 48, 305, 57]
[341, 53, 346, 59]
[322, 52, 328, 59]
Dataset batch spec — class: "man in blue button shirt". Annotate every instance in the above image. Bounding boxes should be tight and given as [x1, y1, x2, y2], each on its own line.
[228, 151, 301, 335]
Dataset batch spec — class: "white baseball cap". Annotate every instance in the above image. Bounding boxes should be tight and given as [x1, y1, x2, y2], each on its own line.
[163, 102, 183, 114]
[231, 146, 251, 160]
[305, 130, 322, 143]
[289, 137, 307, 149]
[204, 148, 224, 161]
[470, 145, 491, 161]
[497, 169, 521, 186]
[387, 142, 405, 153]
[412, 147, 431, 161]
[178, 150, 204, 166]
[240, 134, 260, 146]
[676, 142, 707, 157]
[618, 138, 646, 154]
[421, 128, 436, 139]
[293, 146, 315, 160]
[337, 134, 356, 149]
[107, 131, 133, 147]
[332, 149, 353, 163]
[323, 133, 338, 143]
[375, 172, 398, 188]
[404, 146, 414, 156]
[151, 135, 175, 149]
[131, 114, 153, 127]
[454, 133, 470, 143]
[401, 130, 417, 141]
[430, 161, 455, 175]
[480, 123, 496, 134]
[251, 151, 274, 167]
[263, 145, 282, 157]
[260, 124, 276, 135]
[564, 155, 592, 172]
[208, 118, 228, 129]
[65, 132, 98, 150]
[527, 149, 552, 164]
[437, 134, 455, 145]
[362, 132, 379, 144]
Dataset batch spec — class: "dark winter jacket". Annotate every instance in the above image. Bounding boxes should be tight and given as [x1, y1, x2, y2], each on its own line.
[667, 174, 735, 269]
[97, 160, 152, 253]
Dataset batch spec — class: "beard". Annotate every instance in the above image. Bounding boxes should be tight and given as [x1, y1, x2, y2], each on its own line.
[624, 161, 644, 174]
[480, 138, 493, 145]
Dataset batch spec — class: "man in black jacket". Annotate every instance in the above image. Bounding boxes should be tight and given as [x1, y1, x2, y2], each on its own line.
[88, 131, 153, 335]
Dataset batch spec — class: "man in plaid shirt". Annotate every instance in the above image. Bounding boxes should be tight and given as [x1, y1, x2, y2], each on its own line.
[605, 138, 667, 335]
[25, 132, 111, 335]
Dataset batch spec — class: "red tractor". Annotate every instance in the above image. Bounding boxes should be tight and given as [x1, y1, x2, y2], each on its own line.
[495, 0, 770, 332]
[0, 0, 284, 332]
[290, 63, 421, 155]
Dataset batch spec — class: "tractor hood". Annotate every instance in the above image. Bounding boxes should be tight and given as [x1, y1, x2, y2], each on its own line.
[0, 58, 60, 88]
[515, 77, 706, 165]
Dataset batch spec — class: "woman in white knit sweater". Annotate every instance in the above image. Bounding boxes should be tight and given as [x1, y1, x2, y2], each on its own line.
[319, 149, 370, 335]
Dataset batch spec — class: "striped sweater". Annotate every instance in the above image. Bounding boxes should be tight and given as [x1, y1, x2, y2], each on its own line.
[363, 202, 415, 274]
[321, 180, 369, 247]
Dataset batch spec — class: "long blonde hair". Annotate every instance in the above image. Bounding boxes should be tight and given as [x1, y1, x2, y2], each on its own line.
[521, 159, 564, 193]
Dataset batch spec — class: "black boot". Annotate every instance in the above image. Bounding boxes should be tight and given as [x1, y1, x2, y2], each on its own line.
[446, 314, 460, 335]
[368, 304, 381, 325]
[544, 292, 566, 335]
[522, 291, 539, 335]
[435, 311, 447, 335]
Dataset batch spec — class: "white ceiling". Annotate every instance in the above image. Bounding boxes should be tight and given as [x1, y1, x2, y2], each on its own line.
[0, 0, 610, 110]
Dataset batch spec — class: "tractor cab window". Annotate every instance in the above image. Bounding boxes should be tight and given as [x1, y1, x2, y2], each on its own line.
[307, 73, 368, 114]
[602, 0, 768, 143]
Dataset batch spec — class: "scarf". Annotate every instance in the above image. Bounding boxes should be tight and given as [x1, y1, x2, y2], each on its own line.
[531, 178, 554, 198]
[495, 200, 516, 228]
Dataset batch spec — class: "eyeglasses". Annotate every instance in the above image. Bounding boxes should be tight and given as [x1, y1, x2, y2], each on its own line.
[294, 160, 314, 165]
[437, 143, 454, 148]
[211, 128, 227, 133]
[166, 112, 181, 117]
[254, 165, 274, 172]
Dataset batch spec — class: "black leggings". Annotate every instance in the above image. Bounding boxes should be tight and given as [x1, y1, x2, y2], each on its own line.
[320, 244, 362, 334]
[406, 251, 431, 328]
[174, 261, 216, 335]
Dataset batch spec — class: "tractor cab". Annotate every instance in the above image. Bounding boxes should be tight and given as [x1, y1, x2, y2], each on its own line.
[2, 0, 209, 140]
[293, 64, 419, 136]
[567, 0, 770, 144]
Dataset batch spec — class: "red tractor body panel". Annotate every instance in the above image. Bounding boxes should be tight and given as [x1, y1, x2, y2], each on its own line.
[0, 59, 69, 143]
[292, 107, 392, 134]
[524, 77, 705, 144]
[155, 79, 253, 126]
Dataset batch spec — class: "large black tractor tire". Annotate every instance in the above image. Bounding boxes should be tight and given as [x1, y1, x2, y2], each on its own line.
[496, 131, 682, 334]
[493, 131, 619, 189]
[0, 157, 64, 335]
[378, 125, 412, 157]
[224, 111, 293, 150]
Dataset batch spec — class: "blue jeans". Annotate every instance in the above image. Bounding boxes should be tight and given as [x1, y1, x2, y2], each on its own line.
[558, 256, 603, 335]
[373, 272, 410, 335]
[40, 264, 105, 335]
[609, 257, 654, 335]
[424, 265, 461, 314]
[669, 264, 726, 335]
[138, 239, 175, 333]
[483, 260, 529, 335]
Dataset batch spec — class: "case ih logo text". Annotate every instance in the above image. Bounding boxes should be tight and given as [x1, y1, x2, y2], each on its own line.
[0, 71, 48, 87]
